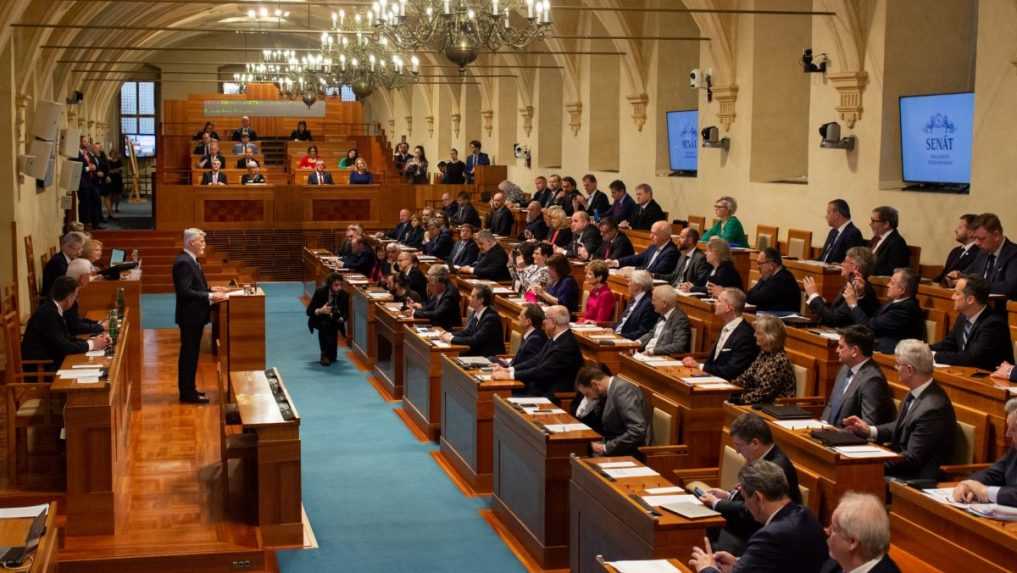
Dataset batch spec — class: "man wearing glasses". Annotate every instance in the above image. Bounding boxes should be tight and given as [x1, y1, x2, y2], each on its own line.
[868, 206, 911, 276]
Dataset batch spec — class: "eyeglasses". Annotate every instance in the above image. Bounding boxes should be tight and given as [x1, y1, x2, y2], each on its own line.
[713, 204, 727, 209]
[870, 218, 884, 224]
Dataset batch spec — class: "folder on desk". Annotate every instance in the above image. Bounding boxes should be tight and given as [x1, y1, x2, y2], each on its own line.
[659, 502, 721, 519]
[810, 429, 867, 446]
[755, 403, 813, 420]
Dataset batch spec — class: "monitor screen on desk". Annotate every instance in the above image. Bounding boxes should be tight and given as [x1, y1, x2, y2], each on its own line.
[110, 248, 125, 265]
[899, 92, 973, 185]
[666, 110, 698, 174]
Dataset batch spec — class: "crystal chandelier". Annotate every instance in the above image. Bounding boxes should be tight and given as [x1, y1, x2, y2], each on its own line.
[370, 0, 552, 70]
[324, 10, 421, 98]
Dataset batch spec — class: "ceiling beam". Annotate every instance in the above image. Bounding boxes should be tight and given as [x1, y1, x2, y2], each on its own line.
[44, 44, 624, 55]
[58, 59, 563, 69]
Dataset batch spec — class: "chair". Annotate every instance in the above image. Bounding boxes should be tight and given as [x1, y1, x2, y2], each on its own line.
[687, 317, 705, 353]
[23, 236, 38, 312]
[924, 308, 947, 344]
[785, 229, 813, 260]
[908, 245, 922, 274]
[687, 215, 706, 234]
[755, 225, 779, 252]
[633, 383, 691, 476]
[40, 252, 50, 271]
[218, 365, 256, 504]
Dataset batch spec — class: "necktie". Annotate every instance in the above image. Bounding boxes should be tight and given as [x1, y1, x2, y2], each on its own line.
[894, 392, 915, 442]
[869, 235, 881, 250]
[453, 242, 463, 264]
[602, 239, 612, 259]
[646, 245, 662, 271]
[984, 254, 996, 280]
[825, 368, 855, 423]
[615, 300, 636, 333]
[962, 318, 974, 349]
[821, 229, 840, 262]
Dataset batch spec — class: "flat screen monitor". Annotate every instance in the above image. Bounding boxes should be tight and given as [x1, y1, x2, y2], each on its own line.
[899, 92, 973, 186]
[110, 248, 125, 265]
[124, 134, 156, 158]
[666, 109, 699, 174]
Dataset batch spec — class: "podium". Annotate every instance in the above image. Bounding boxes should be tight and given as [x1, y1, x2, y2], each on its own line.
[474, 165, 507, 199]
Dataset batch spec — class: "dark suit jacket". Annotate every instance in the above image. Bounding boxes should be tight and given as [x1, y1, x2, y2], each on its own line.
[241, 174, 266, 185]
[512, 329, 547, 365]
[807, 282, 879, 327]
[971, 448, 1017, 507]
[20, 300, 89, 368]
[231, 127, 257, 141]
[691, 260, 743, 293]
[521, 217, 549, 241]
[618, 241, 679, 275]
[472, 245, 512, 281]
[464, 152, 490, 181]
[514, 330, 584, 399]
[871, 230, 911, 276]
[452, 307, 505, 356]
[934, 244, 979, 283]
[414, 286, 461, 330]
[387, 221, 411, 241]
[747, 267, 802, 312]
[586, 190, 611, 216]
[963, 238, 1017, 300]
[200, 171, 228, 185]
[65, 302, 103, 335]
[821, 360, 897, 427]
[703, 319, 760, 380]
[715, 445, 803, 546]
[819, 221, 866, 263]
[198, 153, 226, 169]
[930, 309, 1014, 371]
[595, 232, 634, 261]
[658, 248, 710, 285]
[400, 226, 425, 248]
[875, 381, 956, 480]
[172, 252, 211, 327]
[606, 193, 635, 223]
[236, 158, 259, 169]
[600, 377, 648, 455]
[423, 230, 454, 259]
[532, 188, 554, 208]
[615, 293, 658, 340]
[851, 297, 926, 354]
[454, 203, 482, 228]
[548, 227, 573, 249]
[626, 199, 666, 230]
[705, 503, 826, 573]
[402, 268, 428, 302]
[547, 276, 580, 313]
[341, 248, 377, 276]
[41, 253, 70, 298]
[488, 206, 515, 236]
[448, 239, 480, 267]
[307, 171, 334, 185]
[820, 554, 901, 573]
[567, 226, 602, 259]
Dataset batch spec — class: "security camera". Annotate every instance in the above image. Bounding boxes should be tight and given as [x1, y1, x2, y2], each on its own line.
[700, 126, 730, 151]
[689, 69, 702, 89]
[689, 68, 713, 101]
[513, 143, 523, 158]
[819, 121, 855, 150]
[802, 49, 828, 73]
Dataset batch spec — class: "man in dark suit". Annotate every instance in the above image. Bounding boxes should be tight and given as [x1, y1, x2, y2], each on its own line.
[307, 161, 335, 185]
[462, 230, 511, 281]
[386, 209, 412, 241]
[612, 220, 679, 275]
[306, 272, 345, 365]
[231, 116, 257, 141]
[868, 206, 911, 276]
[818, 199, 866, 264]
[935, 213, 980, 284]
[511, 304, 548, 365]
[41, 232, 84, 297]
[575, 366, 647, 456]
[956, 212, 1017, 300]
[638, 285, 691, 355]
[849, 268, 925, 354]
[422, 219, 454, 259]
[64, 259, 106, 335]
[580, 174, 611, 217]
[21, 276, 110, 370]
[452, 191, 482, 228]
[486, 191, 515, 236]
[684, 288, 760, 380]
[200, 160, 228, 186]
[441, 285, 505, 356]
[698, 413, 803, 555]
[821, 325, 897, 427]
[411, 265, 462, 330]
[173, 229, 227, 403]
[564, 211, 602, 260]
[592, 217, 634, 261]
[340, 236, 377, 276]
[448, 224, 480, 267]
[823, 493, 902, 573]
[552, 176, 582, 216]
[532, 176, 554, 208]
[691, 460, 827, 572]
[492, 305, 583, 399]
[520, 201, 550, 241]
[658, 227, 709, 285]
[953, 398, 1017, 507]
[197, 140, 226, 169]
[441, 192, 459, 220]
[614, 270, 658, 340]
[621, 183, 666, 231]
[605, 179, 635, 224]
[804, 246, 879, 327]
[845, 339, 956, 481]
[747, 248, 802, 313]
[931, 275, 1014, 370]
[464, 140, 490, 183]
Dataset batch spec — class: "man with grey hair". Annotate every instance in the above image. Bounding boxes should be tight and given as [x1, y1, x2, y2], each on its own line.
[492, 305, 583, 399]
[41, 231, 86, 296]
[953, 398, 1017, 507]
[610, 220, 678, 275]
[410, 264, 461, 330]
[804, 245, 879, 327]
[173, 228, 228, 404]
[461, 229, 511, 281]
[614, 269, 658, 340]
[824, 492, 900, 573]
[497, 179, 527, 207]
[520, 200, 549, 241]
[64, 258, 106, 335]
[684, 288, 759, 380]
[847, 267, 924, 354]
[845, 339, 956, 480]
[639, 285, 690, 355]
[690, 460, 828, 573]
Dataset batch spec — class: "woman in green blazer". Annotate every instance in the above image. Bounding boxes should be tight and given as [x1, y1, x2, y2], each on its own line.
[701, 195, 748, 247]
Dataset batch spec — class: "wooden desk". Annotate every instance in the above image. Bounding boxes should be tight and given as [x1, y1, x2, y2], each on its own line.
[724, 403, 900, 522]
[350, 286, 392, 368]
[213, 287, 266, 373]
[1009, 301, 1017, 339]
[437, 357, 523, 493]
[77, 269, 143, 410]
[0, 502, 57, 573]
[401, 326, 468, 442]
[570, 456, 724, 573]
[572, 327, 641, 374]
[618, 355, 741, 468]
[600, 558, 693, 573]
[785, 259, 845, 303]
[341, 273, 370, 344]
[301, 247, 340, 299]
[373, 300, 423, 398]
[51, 309, 132, 536]
[783, 325, 841, 397]
[231, 369, 302, 548]
[889, 481, 1017, 573]
[493, 294, 530, 339]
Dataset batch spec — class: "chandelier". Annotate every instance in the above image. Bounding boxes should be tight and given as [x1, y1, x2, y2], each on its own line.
[370, 0, 552, 70]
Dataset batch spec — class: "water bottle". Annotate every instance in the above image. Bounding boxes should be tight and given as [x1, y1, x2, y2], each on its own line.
[116, 287, 126, 318]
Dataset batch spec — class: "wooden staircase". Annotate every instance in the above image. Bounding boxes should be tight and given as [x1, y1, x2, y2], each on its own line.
[91, 230, 259, 293]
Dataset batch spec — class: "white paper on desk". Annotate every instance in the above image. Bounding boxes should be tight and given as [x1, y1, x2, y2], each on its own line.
[676, 290, 706, 297]
[57, 369, 102, 379]
[774, 419, 831, 431]
[0, 503, 48, 519]
[834, 445, 898, 459]
[645, 486, 685, 495]
[966, 503, 1017, 521]
[224, 289, 246, 297]
[922, 487, 970, 508]
[492, 287, 515, 295]
[607, 561, 682, 573]
[529, 408, 566, 416]
[77, 377, 100, 384]
[384, 303, 404, 311]
[475, 374, 493, 381]
[642, 494, 699, 507]
[570, 322, 602, 330]
[597, 461, 638, 469]
[367, 292, 392, 299]
[696, 383, 741, 391]
[73, 363, 102, 368]
[603, 466, 660, 479]
[776, 313, 808, 320]
[85, 350, 106, 357]
[632, 352, 668, 363]
[544, 423, 592, 433]
[681, 376, 728, 385]
[507, 397, 552, 405]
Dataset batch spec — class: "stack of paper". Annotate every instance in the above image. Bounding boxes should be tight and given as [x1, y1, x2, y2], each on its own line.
[606, 561, 682, 573]
[544, 423, 592, 434]
[834, 445, 898, 459]
[681, 376, 728, 385]
[507, 397, 553, 405]
[0, 503, 48, 519]
[598, 461, 638, 469]
[774, 419, 831, 431]
[641, 494, 700, 506]
[602, 466, 659, 479]
[645, 486, 684, 494]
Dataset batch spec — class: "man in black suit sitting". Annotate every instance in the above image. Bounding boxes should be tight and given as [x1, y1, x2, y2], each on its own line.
[231, 116, 257, 141]
[804, 246, 879, 327]
[588, 217, 634, 261]
[953, 398, 1017, 507]
[41, 231, 84, 297]
[619, 183, 666, 231]
[461, 230, 511, 281]
[520, 201, 549, 241]
[610, 220, 679, 276]
[307, 160, 335, 185]
[410, 265, 461, 331]
[440, 284, 505, 356]
[818, 198, 866, 264]
[563, 211, 602, 260]
[683, 288, 759, 380]
[453, 191, 482, 228]
[697, 413, 802, 555]
[492, 305, 583, 400]
[821, 325, 897, 427]
[747, 248, 802, 313]
[339, 236, 377, 276]
[849, 267, 925, 354]
[21, 276, 110, 370]
[690, 460, 828, 573]
[575, 366, 647, 456]
[935, 213, 979, 285]
[580, 174, 611, 217]
[824, 493, 902, 573]
[422, 219, 454, 259]
[613, 270, 658, 340]
[487, 191, 515, 236]
[532, 176, 554, 208]
[868, 206, 911, 276]
[64, 258, 106, 335]
[448, 224, 480, 267]
[845, 339, 956, 481]
[200, 159, 228, 186]
[386, 209, 412, 242]
[172, 228, 228, 403]
[511, 304, 548, 365]
[954, 212, 1017, 300]
[931, 275, 1014, 370]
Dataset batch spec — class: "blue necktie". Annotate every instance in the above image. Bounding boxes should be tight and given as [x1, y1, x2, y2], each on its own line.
[962, 319, 973, 349]
[984, 254, 996, 280]
[822, 229, 840, 262]
[825, 368, 854, 424]
[615, 301, 636, 334]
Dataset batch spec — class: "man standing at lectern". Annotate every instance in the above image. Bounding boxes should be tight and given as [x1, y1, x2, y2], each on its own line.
[173, 228, 227, 404]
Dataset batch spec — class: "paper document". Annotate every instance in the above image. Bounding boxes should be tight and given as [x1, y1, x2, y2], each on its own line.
[570, 322, 602, 330]
[642, 494, 700, 506]
[529, 408, 565, 416]
[367, 292, 392, 299]
[922, 488, 970, 508]
[696, 383, 741, 390]
[607, 561, 682, 573]
[58, 369, 102, 379]
[834, 445, 898, 459]
[647, 360, 685, 367]
[544, 423, 591, 434]
[681, 376, 728, 385]
[633, 352, 669, 363]
[458, 356, 492, 367]
[224, 289, 246, 297]
[676, 290, 706, 297]
[507, 397, 552, 405]
[77, 377, 100, 384]
[966, 503, 1017, 521]
[645, 486, 684, 495]
[0, 503, 48, 519]
[492, 287, 515, 294]
[774, 419, 830, 431]
[85, 350, 106, 357]
[597, 461, 638, 469]
[602, 466, 659, 479]
[73, 363, 102, 369]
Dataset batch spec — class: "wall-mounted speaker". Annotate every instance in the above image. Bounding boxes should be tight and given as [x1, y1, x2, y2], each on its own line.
[60, 157, 83, 190]
[31, 100, 63, 142]
[60, 128, 81, 157]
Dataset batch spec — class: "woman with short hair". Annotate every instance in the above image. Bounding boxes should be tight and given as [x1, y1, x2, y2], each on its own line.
[581, 260, 617, 324]
[700, 195, 748, 247]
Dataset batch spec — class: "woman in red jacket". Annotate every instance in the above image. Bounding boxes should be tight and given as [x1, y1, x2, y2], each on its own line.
[581, 260, 617, 324]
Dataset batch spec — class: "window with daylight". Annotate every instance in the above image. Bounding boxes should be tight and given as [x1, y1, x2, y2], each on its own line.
[120, 81, 157, 157]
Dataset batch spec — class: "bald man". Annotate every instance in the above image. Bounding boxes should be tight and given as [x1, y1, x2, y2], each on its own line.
[611, 220, 678, 275]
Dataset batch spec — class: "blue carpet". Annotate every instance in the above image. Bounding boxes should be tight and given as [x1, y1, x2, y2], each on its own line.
[142, 283, 525, 573]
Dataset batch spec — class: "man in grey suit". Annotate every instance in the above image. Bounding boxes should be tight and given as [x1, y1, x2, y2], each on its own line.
[953, 398, 1017, 507]
[575, 366, 647, 456]
[657, 227, 709, 285]
[638, 285, 691, 355]
[845, 339, 956, 481]
[821, 325, 897, 427]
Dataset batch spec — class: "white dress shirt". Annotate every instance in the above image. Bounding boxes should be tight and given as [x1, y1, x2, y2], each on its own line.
[645, 308, 674, 354]
[714, 316, 744, 359]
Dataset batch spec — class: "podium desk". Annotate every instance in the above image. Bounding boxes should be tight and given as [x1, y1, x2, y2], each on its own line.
[492, 395, 600, 569]
[570, 456, 724, 573]
[373, 301, 424, 399]
[785, 259, 845, 302]
[341, 272, 370, 345]
[77, 269, 143, 410]
[889, 481, 1017, 573]
[437, 357, 523, 494]
[783, 325, 841, 397]
[0, 502, 57, 573]
[301, 247, 339, 299]
[52, 309, 133, 536]
[572, 327, 641, 375]
[401, 326, 468, 442]
[350, 286, 392, 369]
[1009, 301, 1017, 339]
[618, 356, 741, 468]
[212, 287, 266, 374]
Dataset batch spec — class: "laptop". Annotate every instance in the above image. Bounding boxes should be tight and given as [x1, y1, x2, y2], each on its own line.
[109, 248, 126, 265]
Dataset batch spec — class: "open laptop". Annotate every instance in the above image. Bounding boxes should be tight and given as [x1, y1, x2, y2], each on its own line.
[109, 248, 126, 265]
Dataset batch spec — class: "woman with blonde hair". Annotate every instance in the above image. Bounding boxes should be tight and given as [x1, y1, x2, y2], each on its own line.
[682, 236, 742, 293]
[544, 205, 572, 248]
[700, 195, 748, 247]
[733, 314, 796, 403]
[82, 239, 104, 272]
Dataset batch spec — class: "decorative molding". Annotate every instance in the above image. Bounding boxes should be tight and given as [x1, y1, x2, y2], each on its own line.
[404, 115, 412, 137]
[481, 109, 494, 137]
[828, 71, 867, 128]
[519, 106, 534, 137]
[565, 102, 582, 136]
[450, 113, 461, 139]
[626, 93, 649, 132]
[15, 94, 32, 148]
[711, 85, 739, 132]
[425, 115, 434, 137]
